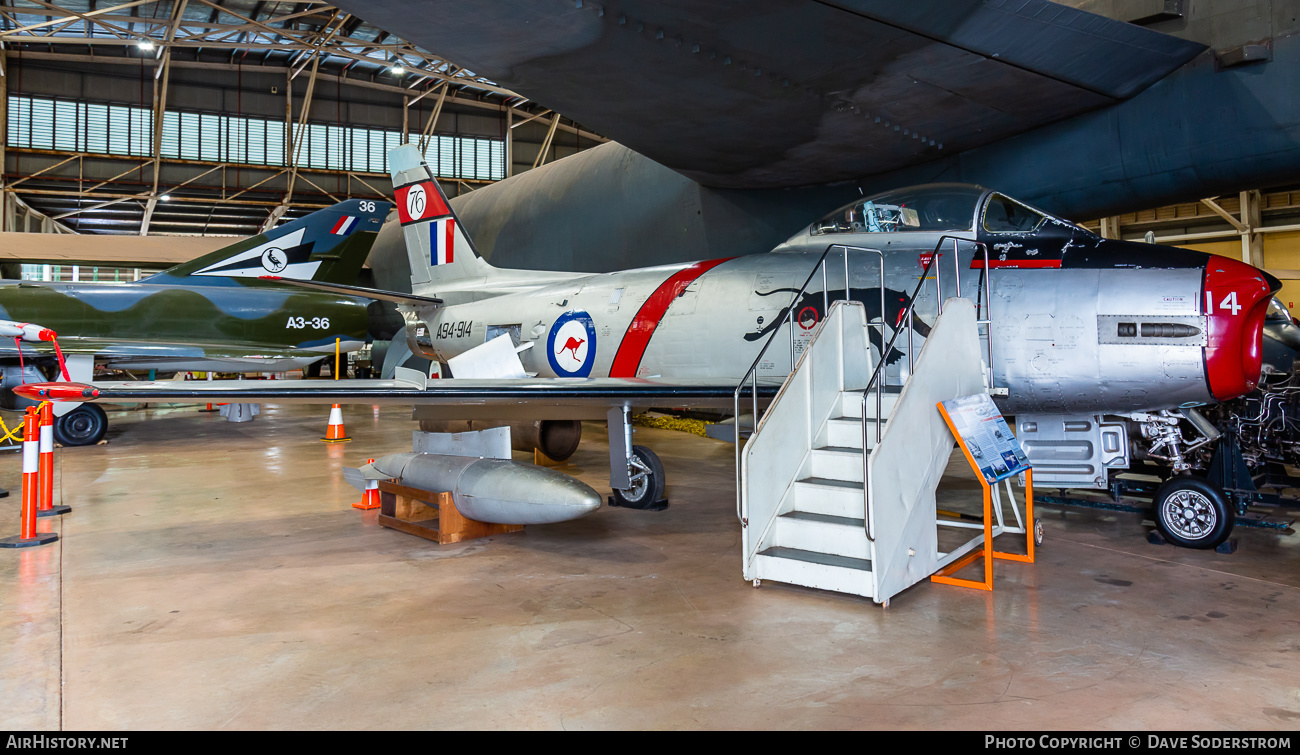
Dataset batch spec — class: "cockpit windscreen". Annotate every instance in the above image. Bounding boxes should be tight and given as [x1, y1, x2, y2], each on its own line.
[810, 185, 984, 235]
[1267, 297, 1293, 322]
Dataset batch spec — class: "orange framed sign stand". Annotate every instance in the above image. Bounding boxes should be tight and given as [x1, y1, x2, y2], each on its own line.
[931, 395, 1038, 592]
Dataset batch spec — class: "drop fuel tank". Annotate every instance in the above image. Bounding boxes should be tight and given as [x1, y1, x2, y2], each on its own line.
[360, 452, 601, 525]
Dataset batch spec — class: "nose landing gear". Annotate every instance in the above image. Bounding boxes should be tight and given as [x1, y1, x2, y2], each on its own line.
[1151, 476, 1233, 550]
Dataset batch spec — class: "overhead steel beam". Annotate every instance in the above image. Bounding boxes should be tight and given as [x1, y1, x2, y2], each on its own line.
[1199, 197, 1246, 233]
[532, 115, 560, 170]
[417, 83, 449, 153]
[3, 51, 608, 143]
[2, 0, 153, 37]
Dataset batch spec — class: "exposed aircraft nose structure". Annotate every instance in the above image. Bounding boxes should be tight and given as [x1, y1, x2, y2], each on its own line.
[362, 452, 602, 525]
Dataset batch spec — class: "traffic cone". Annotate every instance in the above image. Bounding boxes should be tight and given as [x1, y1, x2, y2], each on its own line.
[0, 407, 58, 548]
[353, 460, 380, 510]
[320, 404, 351, 442]
[36, 403, 69, 517]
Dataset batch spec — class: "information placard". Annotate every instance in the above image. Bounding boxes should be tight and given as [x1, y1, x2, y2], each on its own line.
[938, 393, 1030, 484]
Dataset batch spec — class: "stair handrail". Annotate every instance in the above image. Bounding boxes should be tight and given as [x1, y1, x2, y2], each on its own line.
[734, 244, 885, 524]
[860, 235, 990, 541]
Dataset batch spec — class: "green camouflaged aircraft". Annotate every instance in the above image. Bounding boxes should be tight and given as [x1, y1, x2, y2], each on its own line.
[0, 198, 391, 445]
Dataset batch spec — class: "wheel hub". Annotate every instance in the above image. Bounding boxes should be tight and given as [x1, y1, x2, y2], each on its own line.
[1162, 489, 1216, 540]
[619, 456, 652, 503]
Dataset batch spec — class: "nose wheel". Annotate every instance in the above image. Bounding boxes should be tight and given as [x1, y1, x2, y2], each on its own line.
[1151, 476, 1233, 550]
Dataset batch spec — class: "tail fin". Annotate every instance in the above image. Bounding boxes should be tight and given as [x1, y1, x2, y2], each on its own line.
[388, 144, 496, 290]
[145, 199, 391, 286]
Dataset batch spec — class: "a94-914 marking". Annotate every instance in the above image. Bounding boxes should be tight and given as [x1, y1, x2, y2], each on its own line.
[436, 320, 473, 339]
[285, 316, 330, 329]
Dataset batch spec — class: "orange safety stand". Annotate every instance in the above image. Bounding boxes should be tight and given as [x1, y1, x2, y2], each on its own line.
[0, 407, 58, 548]
[930, 402, 1036, 592]
[36, 403, 69, 517]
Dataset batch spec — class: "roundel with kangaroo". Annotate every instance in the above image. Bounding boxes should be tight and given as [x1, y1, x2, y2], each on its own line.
[547, 311, 597, 377]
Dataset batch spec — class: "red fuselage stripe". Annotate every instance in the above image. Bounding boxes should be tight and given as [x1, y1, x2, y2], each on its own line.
[969, 259, 1063, 269]
[610, 257, 735, 378]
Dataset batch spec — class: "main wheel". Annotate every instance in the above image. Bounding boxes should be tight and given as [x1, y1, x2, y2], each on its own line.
[54, 404, 108, 446]
[611, 445, 665, 509]
[1152, 476, 1234, 550]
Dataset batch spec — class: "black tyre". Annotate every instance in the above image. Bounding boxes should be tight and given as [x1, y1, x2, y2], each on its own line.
[54, 404, 108, 447]
[1152, 476, 1234, 550]
[611, 445, 665, 509]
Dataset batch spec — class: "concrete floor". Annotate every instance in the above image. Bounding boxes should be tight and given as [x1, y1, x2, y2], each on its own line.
[2, 402, 1299, 730]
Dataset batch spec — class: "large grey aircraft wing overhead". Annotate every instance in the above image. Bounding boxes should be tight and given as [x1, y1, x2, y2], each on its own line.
[334, 0, 1203, 190]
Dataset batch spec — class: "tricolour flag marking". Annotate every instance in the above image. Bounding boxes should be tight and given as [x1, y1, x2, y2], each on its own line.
[431, 218, 455, 265]
[330, 216, 357, 235]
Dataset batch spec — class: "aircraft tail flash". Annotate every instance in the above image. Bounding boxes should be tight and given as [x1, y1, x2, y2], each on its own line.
[146, 198, 391, 286]
[388, 144, 496, 290]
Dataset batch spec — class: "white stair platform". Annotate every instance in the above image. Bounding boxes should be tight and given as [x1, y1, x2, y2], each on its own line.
[741, 298, 987, 605]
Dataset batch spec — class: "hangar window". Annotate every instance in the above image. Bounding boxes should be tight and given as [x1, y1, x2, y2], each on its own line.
[811, 185, 983, 235]
[6, 94, 507, 181]
[982, 194, 1046, 233]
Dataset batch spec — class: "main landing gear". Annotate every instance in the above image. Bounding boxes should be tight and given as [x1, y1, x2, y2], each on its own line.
[54, 404, 108, 446]
[606, 406, 668, 510]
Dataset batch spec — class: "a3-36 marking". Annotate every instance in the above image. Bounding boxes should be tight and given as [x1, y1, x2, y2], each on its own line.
[285, 316, 331, 329]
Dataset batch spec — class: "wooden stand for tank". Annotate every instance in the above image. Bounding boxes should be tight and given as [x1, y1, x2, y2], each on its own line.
[376, 480, 523, 544]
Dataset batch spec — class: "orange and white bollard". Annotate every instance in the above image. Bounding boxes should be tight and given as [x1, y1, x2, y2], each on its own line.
[0, 407, 58, 548]
[353, 459, 380, 510]
[36, 403, 69, 517]
[199, 371, 219, 412]
[320, 404, 350, 443]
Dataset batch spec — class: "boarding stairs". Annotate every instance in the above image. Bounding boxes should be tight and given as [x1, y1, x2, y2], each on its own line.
[735, 242, 991, 605]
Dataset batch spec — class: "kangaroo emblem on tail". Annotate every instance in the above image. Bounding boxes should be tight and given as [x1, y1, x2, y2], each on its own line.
[557, 336, 586, 360]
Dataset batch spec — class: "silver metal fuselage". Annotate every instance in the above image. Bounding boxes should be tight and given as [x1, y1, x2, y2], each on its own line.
[409, 233, 1216, 415]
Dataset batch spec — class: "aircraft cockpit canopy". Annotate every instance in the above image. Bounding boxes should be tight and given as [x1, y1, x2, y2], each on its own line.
[810, 185, 985, 236]
[1267, 296, 1294, 323]
[982, 193, 1048, 233]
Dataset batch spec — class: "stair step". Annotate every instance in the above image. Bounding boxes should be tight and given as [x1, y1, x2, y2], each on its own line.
[825, 416, 886, 449]
[759, 546, 871, 570]
[792, 477, 865, 519]
[783, 510, 863, 527]
[810, 446, 865, 483]
[772, 510, 871, 559]
[753, 547, 875, 597]
[839, 390, 899, 420]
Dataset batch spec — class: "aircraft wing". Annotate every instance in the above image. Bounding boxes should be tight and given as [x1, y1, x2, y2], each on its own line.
[333, 0, 1205, 189]
[0, 338, 333, 363]
[21, 376, 780, 420]
[257, 276, 444, 307]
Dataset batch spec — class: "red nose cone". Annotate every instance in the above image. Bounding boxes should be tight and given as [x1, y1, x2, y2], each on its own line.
[13, 382, 99, 401]
[1204, 257, 1279, 401]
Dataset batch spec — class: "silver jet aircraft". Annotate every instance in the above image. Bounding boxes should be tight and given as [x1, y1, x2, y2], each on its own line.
[23, 146, 1279, 547]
